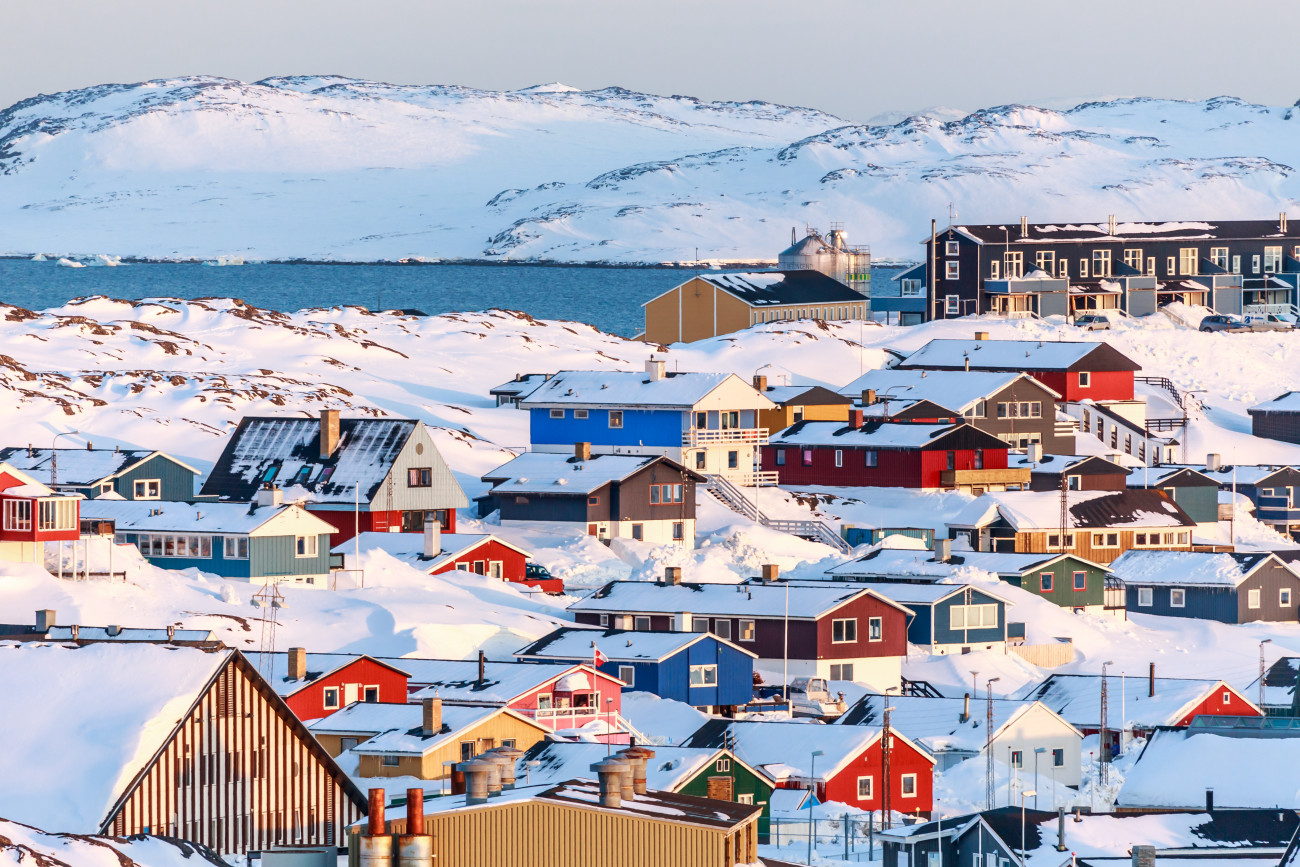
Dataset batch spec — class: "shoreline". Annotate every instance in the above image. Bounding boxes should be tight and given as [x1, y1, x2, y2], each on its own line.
[0, 254, 920, 270]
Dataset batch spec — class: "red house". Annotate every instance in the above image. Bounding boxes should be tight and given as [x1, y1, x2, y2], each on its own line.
[684, 718, 936, 816]
[337, 524, 561, 592]
[244, 648, 411, 722]
[763, 416, 1024, 492]
[0, 462, 80, 565]
[896, 337, 1140, 402]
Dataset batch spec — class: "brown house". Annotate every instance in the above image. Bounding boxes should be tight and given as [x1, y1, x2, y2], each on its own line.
[1016, 453, 1129, 492]
[641, 271, 868, 344]
[756, 379, 852, 433]
[1249, 392, 1300, 445]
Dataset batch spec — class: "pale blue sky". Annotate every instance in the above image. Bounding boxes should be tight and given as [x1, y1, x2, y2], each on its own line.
[3, 0, 1298, 120]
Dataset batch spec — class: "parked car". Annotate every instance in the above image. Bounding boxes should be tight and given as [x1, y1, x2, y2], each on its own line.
[1199, 314, 1252, 333]
[1243, 314, 1296, 332]
[1073, 314, 1111, 331]
[787, 677, 848, 719]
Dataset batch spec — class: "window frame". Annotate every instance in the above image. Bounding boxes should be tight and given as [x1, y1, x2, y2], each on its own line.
[901, 773, 918, 797]
[1138, 587, 1153, 607]
[945, 241, 960, 257]
[618, 665, 636, 687]
[608, 411, 624, 429]
[831, 618, 858, 644]
[1170, 588, 1186, 608]
[406, 467, 432, 488]
[574, 409, 589, 420]
[868, 616, 883, 642]
[633, 615, 651, 631]
[295, 534, 319, 558]
[133, 478, 162, 500]
[1248, 588, 1261, 609]
[1040, 572, 1054, 593]
[323, 687, 340, 709]
[549, 409, 565, 419]
[1078, 371, 1091, 388]
[857, 775, 874, 799]
[689, 664, 718, 686]
[1073, 571, 1087, 591]
[1281, 588, 1292, 607]
[739, 619, 756, 641]
[865, 450, 878, 468]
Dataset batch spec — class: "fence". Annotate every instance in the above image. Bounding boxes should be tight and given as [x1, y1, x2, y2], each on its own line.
[1008, 640, 1076, 668]
[767, 813, 902, 863]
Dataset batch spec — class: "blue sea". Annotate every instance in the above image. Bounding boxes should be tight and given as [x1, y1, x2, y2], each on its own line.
[0, 259, 902, 337]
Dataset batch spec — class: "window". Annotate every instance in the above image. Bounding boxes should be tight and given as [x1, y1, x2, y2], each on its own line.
[632, 524, 645, 542]
[364, 686, 379, 702]
[1074, 571, 1088, 591]
[1078, 371, 1091, 388]
[381, 755, 400, 767]
[1170, 588, 1186, 608]
[966, 400, 986, 419]
[1092, 249, 1111, 277]
[1003, 251, 1023, 278]
[587, 495, 600, 506]
[1053, 748, 1064, 767]
[716, 758, 731, 772]
[869, 617, 883, 641]
[133, 479, 161, 499]
[801, 450, 813, 467]
[692, 618, 710, 633]
[901, 774, 917, 797]
[323, 688, 340, 709]
[900, 279, 923, 297]
[990, 259, 1000, 280]
[834, 449, 843, 468]
[1123, 249, 1143, 271]
[775, 449, 786, 466]
[945, 294, 959, 314]
[633, 615, 651, 631]
[599, 614, 610, 627]
[974, 449, 983, 470]
[1210, 247, 1229, 269]
[830, 663, 855, 680]
[1046, 533, 1075, 548]
[1179, 248, 1199, 275]
[618, 665, 636, 686]
[728, 451, 739, 470]
[1079, 259, 1089, 279]
[650, 484, 684, 505]
[1282, 588, 1292, 607]
[737, 793, 754, 805]
[1232, 254, 1242, 274]
[295, 535, 318, 558]
[549, 409, 564, 419]
[1222, 691, 1231, 705]
[1090, 533, 1118, 548]
[950, 604, 998, 629]
[1036, 250, 1056, 273]
[1248, 588, 1261, 609]
[460, 741, 475, 761]
[739, 619, 755, 641]
[713, 619, 732, 640]
[223, 536, 249, 559]
[1068, 475, 1082, 491]
[502, 739, 516, 749]
[2, 500, 31, 532]
[689, 664, 718, 686]
[407, 467, 432, 487]
[946, 451, 956, 471]
[36, 499, 77, 531]
[857, 776, 874, 799]
[1124, 434, 1133, 455]
[695, 452, 706, 470]
[1040, 572, 1054, 592]
[608, 411, 623, 429]
[1058, 259, 1068, 279]
[832, 618, 858, 643]
[456, 562, 470, 571]
[1138, 587, 1153, 607]
[673, 522, 684, 541]
[946, 241, 960, 256]
[1265, 246, 1284, 273]
[1253, 254, 1262, 274]
[865, 450, 878, 468]
[1010, 750, 1023, 768]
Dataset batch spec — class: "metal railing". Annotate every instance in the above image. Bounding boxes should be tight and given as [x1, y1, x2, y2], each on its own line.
[683, 427, 769, 446]
[705, 475, 851, 553]
[717, 469, 780, 488]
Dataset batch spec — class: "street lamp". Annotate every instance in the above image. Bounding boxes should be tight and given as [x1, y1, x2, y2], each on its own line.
[878, 385, 913, 418]
[1033, 748, 1046, 810]
[1020, 789, 1038, 860]
[50, 430, 81, 489]
[809, 749, 825, 864]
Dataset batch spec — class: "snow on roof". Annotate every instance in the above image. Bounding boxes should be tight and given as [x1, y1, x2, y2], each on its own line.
[697, 270, 866, 305]
[1250, 392, 1300, 414]
[1127, 465, 1216, 488]
[331, 531, 529, 573]
[521, 369, 762, 409]
[1018, 673, 1238, 729]
[518, 742, 720, 792]
[761, 385, 851, 406]
[489, 373, 551, 397]
[307, 701, 423, 736]
[1110, 550, 1282, 587]
[81, 499, 323, 535]
[482, 452, 693, 495]
[0, 447, 197, 486]
[0, 642, 228, 832]
[795, 580, 1009, 607]
[826, 548, 1090, 580]
[241, 651, 410, 697]
[947, 490, 1194, 531]
[681, 718, 892, 781]
[1009, 453, 1121, 472]
[404, 659, 589, 704]
[839, 370, 1032, 409]
[351, 705, 506, 756]
[769, 420, 966, 448]
[1117, 730, 1300, 809]
[898, 339, 1138, 372]
[834, 695, 1067, 754]
[515, 626, 756, 662]
[1196, 465, 1300, 486]
[569, 580, 907, 620]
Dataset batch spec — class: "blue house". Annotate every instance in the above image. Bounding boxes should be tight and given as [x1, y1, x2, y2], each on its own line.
[1197, 464, 1300, 539]
[518, 360, 774, 479]
[1113, 550, 1300, 624]
[514, 626, 756, 713]
[81, 495, 336, 586]
[0, 447, 200, 501]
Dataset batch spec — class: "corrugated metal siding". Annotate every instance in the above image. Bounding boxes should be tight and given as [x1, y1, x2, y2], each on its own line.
[115, 455, 198, 502]
[715, 643, 754, 706]
[251, 534, 331, 579]
[379, 424, 469, 512]
[1167, 484, 1220, 524]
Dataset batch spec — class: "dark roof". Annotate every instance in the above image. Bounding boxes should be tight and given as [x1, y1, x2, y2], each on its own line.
[771, 418, 1011, 452]
[538, 779, 759, 829]
[489, 373, 551, 397]
[1028, 455, 1127, 476]
[680, 717, 739, 750]
[764, 385, 853, 407]
[698, 270, 865, 306]
[0, 447, 194, 487]
[931, 219, 1300, 245]
[1069, 489, 1196, 529]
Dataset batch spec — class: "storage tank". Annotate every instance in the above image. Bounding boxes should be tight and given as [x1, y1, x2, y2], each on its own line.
[777, 223, 870, 295]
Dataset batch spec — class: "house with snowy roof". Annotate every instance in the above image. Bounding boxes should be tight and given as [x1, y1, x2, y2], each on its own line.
[1246, 656, 1300, 716]
[682, 717, 936, 815]
[1015, 453, 1128, 492]
[840, 369, 1072, 453]
[762, 413, 1026, 493]
[0, 642, 365, 855]
[569, 568, 912, 689]
[198, 409, 468, 542]
[240, 647, 411, 721]
[834, 694, 1082, 784]
[0, 462, 80, 565]
[513, 626, 756, 712]
[1249, 391, 1300, 445]
[1191, 463, 1300, 539]
[82, 496, 336, 586]
[754, 378, 852, 433]
[1063, 399, 1179, 468]
[519, 360, 775, 481]
[641, 270, 869, 344]
[480, 448, 704, 547]
[489, 372, 551, 406]
[1126, 465, 1221, 527]
[946, 489, 1196, 564]
[1111, 550, 1300, 623]
[1117, 727, 1300, 810]
[0, 446, 200, 501]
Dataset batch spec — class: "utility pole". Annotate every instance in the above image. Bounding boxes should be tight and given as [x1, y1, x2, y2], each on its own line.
[1099, 661, 1113, 785]
[929, 219, 937, 322]
[986, 676, 1000, 810]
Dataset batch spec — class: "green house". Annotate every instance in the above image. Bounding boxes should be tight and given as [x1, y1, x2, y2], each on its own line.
[519, 742, 777, 840]
[0, 447, 200, 502]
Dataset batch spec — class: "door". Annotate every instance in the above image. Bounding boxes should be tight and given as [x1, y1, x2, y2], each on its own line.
[706, 776, 734, 801]
[343, 683, 359, 705]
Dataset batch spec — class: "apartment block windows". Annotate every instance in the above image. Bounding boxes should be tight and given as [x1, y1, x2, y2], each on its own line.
[1123, 249, 1143, 271]
[990, 260, 1000, 279]
[1180, 248, 1199, 275]
[1232, 255, 1242, 274]
[1167, 256, 1176, 275]
[1210, 247, 1229, 269]
[1147, 257, 1156, 276]
[1253, 255, 1262, 274]
[946, 241, 960, 256]
[1004, 251, 1023, 278]
[1058, 260, 1068, 279]
[945, 262, 960, 280]
[1079, 259, 1089, 279]
[1265, 246, 1284, 273]
[1092, 250, 1111, 277]
[1036, 250, 1056, 274]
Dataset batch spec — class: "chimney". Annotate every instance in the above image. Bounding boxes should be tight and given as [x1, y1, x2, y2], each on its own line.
[762, 563, 780, 583]
[619, 746, 656, 795]
[1021, 216, 1029, 238]
[1132, 846, 1156, 867]
[1206, 787, 1215, 811]
[490, 745, 524, 789]
[34, 609, 55, 632]
[1056, 808, 1068, 851]
[1027, 442, 1043, 463]
[255, 484, 283, 508]
[1108, 214, 1117, 236]
[1206, 453, 1221, 472]
[849, 408, 865, 429]
[1282, 213, 1288, 234]
[458, 759, 492, 806]
[106, 625, 121, 637]
[367, 788, 387, 836]
[645, 358, 666, 381]
[862, 389, 877, 406]
[662, 566, 683, 585]
[482, 757, 504, 796]
[166, 625, 175, 642]
[574, 441, 591, 462]
[591, 757, 630, 808]
[936, 538, 952, 563]
[422, 697, 442, 736]
[478, 650, 486, 683]
[402, 787, 428, 845]
[974, 331, 990, 341]
[961, 693, 970, 723]
[319, 409, 341, 459]
[288, 646, 306, 680]
[1149, 662, 1156, 697]
[964, 356, 970, 372]
[423, 515, 442, 559]
[753, 375, 768, 392]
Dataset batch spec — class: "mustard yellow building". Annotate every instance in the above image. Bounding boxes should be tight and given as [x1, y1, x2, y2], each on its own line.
[642, 270, 869, 344]
[754, 380, 853, 433]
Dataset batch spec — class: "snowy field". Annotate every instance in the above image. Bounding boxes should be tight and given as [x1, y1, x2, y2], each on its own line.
[2, 79, 1300, 262]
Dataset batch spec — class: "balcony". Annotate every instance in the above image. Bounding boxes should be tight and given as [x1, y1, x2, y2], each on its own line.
[683, 427, 769, 447]
[939, 467, 1031, 488]
[717, 469, 780, 488]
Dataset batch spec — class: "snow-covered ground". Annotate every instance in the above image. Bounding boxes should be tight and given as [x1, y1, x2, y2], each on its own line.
[2, 79, 1300, 262]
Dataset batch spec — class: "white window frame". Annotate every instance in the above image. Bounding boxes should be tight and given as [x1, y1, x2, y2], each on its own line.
[633, 615, 651, 631]
[945, 294, 959, 314]
[716, 758, 731, 772]
[1078, 371, 1091, 388]
[323, 687, 340, 709]
[737, 793, 754, 805]
[1222, 690, 1232, 705]
[295, 535, 319, 558]
[900, 279, 923, 297]
[689, 664, 718, 686]
[832, 618, 858, 644]
[618, 665, 635, 687]
[1170, 588, 1186, 608]
[549, 409, 564, 419]
[2, 499, 32, 532]
[133, 478, 162, 500]
[1138, 587, 1153, 607]
[869, 616, 883, 641]
[1281, 588, 1292, 607]
[945, 262, 959, 281]
[1180, 248, 1199, 276]
[223, 536, 250, 560]
[857, 776, 874, 799]
[739, 619, 756, 641]
[901, 773, 918, 797]
[574, 409, 589, 420]
[1265, 246, 1284, 274]
[834, 449, 843, 468]
[1248, 588, 1261, 609]
[945, 241, 960, 257]
[990, 260, 1000, 279]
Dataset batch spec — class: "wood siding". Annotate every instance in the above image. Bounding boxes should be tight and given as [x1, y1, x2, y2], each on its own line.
[1002, 529, 1191, 565]
[814, 734, 934, 815]
[104, 655, 365, 855]
[282, 658, 409, 722]
[766, 443, 1008, 489]
[430, 538, 529, 582]
[112, 455, 199, 502]
[357, 712, 550, 781]
[1252, 411, 1300, 446]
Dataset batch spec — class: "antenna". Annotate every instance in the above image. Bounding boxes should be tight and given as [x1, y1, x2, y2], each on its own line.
[986, 676, 1000, 809]
[252, 582, 286, 681]
[948, 202, 957, 225]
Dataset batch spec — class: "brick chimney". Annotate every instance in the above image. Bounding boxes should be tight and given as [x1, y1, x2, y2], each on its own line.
[575, 442, 591, 462]
[287, 646, 306, 680]
[319, 409, 341, 459]
[849, 408, 865, 429]
[753, 375, 768, 392]
[422, 697, 443, 736]
[861, 389, 877, 406]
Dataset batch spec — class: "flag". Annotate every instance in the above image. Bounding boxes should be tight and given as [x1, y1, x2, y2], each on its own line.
[592, 642, 607, 667]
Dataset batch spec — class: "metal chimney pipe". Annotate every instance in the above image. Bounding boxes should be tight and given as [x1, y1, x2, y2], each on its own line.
[1206, 788, 1214, 811]
[397, 787, 432, 867]
[590, 758, 630, 808]
[1056, 808, 1067, 851]
[359, 788, 393, 867]
[618, 745, 656, 795]
[961, 693, 970, 723]
[368, 788, 387, 836]
[478, 650, 486, 683]
[458, 760, 492, 806]
[1149, 662, 1155, 698]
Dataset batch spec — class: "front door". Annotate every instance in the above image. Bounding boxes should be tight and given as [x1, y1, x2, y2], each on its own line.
[343, 683, 359, 705]
[706, 776, 734, 801]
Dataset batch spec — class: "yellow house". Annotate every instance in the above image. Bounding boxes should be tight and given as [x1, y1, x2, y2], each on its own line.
[642, 271, 869, 344]
[754, 380, 853, 433]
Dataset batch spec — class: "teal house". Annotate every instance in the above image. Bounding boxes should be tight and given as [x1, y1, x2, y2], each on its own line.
[0, 447, 200, 501]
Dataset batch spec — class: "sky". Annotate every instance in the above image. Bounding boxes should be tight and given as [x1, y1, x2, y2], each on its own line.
[2, 0, 1299, 121]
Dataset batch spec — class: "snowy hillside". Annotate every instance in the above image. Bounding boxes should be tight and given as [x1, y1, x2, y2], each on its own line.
[2, 78, 1299, 262]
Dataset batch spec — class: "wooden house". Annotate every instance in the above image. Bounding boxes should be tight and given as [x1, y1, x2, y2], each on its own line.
[754, 379, 852, 433]
[0, 642, 365, 855]
[0, 446, 200, 501]
[641, 270, 869, 344]
[1197, 464, 1300, 539]
[82, 497, 336, 586]
[683, 718, 936, 816]
[336, 522, 555, 591]
[1016, 453, 1128, 492]
[241, 647, 411, 721]
[514, 626, 756, 713]
[1112, 550, 1300, 623]
[568, 570, 912, 689]
[0, 462, 80, 565]
[1062, 399, 1179, 467]
[763, 415, 1026, 493]
[947, 489, 1196, 564]
[481, 450, 703, 547]
[1118, 728, 1300, 810]
[835, 695, 1083, 785]
[1127, 465, 1222, 528]
[489, 372, 550, 406]
[198, 410, 468, 542]
[896, 337, 1141, 402]
[1249, 392, 1300, 445]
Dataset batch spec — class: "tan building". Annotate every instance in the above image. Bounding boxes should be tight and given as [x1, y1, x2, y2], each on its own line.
[642, 271, 869, 344]
[754, 380, 852, 433]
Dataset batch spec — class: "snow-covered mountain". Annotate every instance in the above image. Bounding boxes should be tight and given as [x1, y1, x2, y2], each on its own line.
[1, 77, 1299, 262]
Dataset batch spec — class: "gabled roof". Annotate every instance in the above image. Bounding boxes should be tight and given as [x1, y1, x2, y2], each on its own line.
[1127, 466, 1219, 489]
[520, 370, 773, 410]
[406, 660, 615, 704]
[332, 531, 532, 573]
[784, 579, 1011, 608]
[482, 452, 703, 496]
[514, 626, 757, 663]
[897, 339, 1140, 373]
[839, 370, 1058, 408]
[0, 447, 199, 487]
[568, 580, 913, 620]
[1196, 465, 1300, 487]
[762, 385, 853, 407]
[930, 219, 1299, 245]
[1018, 673, 1259, 729]
[0, 462, 56, 497]
[769, 419, 1008, 451]
[833, 695, 1080, 755]
[307, 701, 423, 737]
[489, 373, 551, 398]
[1117, 728, 1300, 809]
[1110, 550, 1293, 587]
[650, 270, 865, 308]
[1249, 392, 1300, 415]
[1011, 454, 1126, 475]
[826, 548, 1109, 581]
[947, 489, 1195, 531]
[351, 705, 541, 757]
[240, 651, 411, 698]
[517, 742, 773, 792]
[81, 499, 335, 536]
